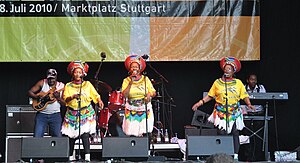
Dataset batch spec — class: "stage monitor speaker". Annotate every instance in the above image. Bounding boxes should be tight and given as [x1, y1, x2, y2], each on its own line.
[191, 110, 214, 128]
[186, 136, 234, 160]
[102, 137, 149, 161]
[5, 136, 23, 163]
[295, 146, 300, 160]
[185, 125, 217, 136]
[6, 105, 49, 136]
[21, 137, 69, 161]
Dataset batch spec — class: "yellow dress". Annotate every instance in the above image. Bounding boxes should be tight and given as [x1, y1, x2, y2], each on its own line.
[61, 81, 100, 138]
[121, 75, 156, 136]
[207, 78, 249, 133]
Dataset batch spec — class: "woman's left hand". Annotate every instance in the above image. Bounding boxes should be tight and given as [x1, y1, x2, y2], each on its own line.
[248, 104, 256, 112]
[98, 100, 104, 109]
[144, 94, 151, 104]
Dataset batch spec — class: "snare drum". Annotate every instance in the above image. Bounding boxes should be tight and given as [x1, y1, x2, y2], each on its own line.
[98, 108, 110, 128]
[108, 91, 125, 111]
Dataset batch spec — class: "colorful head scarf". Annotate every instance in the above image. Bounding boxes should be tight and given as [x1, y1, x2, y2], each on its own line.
[67, 60, 89, 77]
[220, 56, 241, 73]
[124, 54, 146, 72]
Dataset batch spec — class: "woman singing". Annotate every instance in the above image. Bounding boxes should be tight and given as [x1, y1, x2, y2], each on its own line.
[192, 56, 255, 160]
[121, 54, 156, 137]
[61, 60, 104, 162]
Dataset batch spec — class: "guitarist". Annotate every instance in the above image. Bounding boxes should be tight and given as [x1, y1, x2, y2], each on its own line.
[28, 68, 65, 137]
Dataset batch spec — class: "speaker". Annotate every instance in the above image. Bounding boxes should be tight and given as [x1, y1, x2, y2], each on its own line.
[295, 146, 300, 160]
[102, 137, 149, 160]
[21, 137, 69, 161]
[6, 105, 48, 136]
[186, 136, 234, 160]
[185, 125, 217, 136]
[5, 136, 23, 163]
[191, 110, 214, 128]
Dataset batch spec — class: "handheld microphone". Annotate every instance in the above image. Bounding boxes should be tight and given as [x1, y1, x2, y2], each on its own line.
[224, 73, 230, 78]
[131, 70, 137, 80]
[132, 70, 138, 76]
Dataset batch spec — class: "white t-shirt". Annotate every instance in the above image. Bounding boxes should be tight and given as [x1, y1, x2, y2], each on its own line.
[40, 79, 64, 114]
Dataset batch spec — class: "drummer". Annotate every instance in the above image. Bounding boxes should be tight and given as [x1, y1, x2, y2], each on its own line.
[121, 54, 156, 137]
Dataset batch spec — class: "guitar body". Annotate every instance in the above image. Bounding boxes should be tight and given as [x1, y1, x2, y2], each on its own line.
[32, 87, 62, 111]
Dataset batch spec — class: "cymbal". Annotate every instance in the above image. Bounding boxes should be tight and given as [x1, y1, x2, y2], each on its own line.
[90, 79, 112, 94]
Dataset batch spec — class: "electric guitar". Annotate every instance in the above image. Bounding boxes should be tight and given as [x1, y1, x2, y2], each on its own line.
[32, 87, 64, 111]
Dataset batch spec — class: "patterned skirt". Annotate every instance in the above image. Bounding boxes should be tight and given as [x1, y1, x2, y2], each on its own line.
[208, 102, 244, 134]
[61, 105, 96, 138]
[122, 99, 154, 137]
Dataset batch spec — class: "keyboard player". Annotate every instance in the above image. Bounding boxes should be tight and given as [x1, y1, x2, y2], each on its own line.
[242, 74, 266, 115]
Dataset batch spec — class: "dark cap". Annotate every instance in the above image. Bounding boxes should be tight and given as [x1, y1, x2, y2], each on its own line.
[47, 69, 57, 79]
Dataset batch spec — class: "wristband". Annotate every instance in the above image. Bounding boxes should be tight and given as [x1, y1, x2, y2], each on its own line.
[200, 99, 204, 105]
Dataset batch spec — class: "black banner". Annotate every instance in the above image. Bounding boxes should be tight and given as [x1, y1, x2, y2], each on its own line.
[0, 1, 259, 17]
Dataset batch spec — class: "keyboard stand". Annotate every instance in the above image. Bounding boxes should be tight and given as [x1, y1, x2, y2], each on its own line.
[244, 102, 272, 161]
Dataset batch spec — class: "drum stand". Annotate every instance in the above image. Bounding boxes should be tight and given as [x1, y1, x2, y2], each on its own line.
[101, 123, 111, 138]
[93, 107, 108, 144]
[97, 107, 111, 139]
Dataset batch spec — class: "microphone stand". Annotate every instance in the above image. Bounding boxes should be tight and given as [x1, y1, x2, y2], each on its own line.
[224, 76, 229, 134]
[142, 71, 149, 143]
[94, 53, 106, 80]
[141, 56, 155, 157]
[145, 62, 175, 137]
[76, 77, 83, 161]
[93, 53, 106, 141]
[155, 91, 161, 127]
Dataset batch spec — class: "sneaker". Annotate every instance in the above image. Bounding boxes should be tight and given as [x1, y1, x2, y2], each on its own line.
[69, 155, 76, 161]
[85, 154, 90, 162]
[233, 153, 238, 160]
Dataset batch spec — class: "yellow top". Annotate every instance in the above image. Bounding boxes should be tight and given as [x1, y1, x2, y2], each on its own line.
[208, 78, 249, 105]
[122, 75, 156, 100]
[63, 81, 100, 109]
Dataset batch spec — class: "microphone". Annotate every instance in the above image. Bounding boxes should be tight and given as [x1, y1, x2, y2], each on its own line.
[100, 52, 106, 59]
[224, 73, 230, 78]
[132, 70, 138, 76]
[131, 70, 137, 79]
[141, 54, 149, 60]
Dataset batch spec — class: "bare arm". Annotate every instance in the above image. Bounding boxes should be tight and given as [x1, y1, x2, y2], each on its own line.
[97, 96, 104, 109]
[28, 80, 43, 99]
[192, 95, 214, 111]
[243, 97, 256, 111]
[145, 91, 156, 104]
[53, 90, 66, 106]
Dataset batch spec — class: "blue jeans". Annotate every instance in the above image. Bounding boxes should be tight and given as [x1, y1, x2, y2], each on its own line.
[34, 112, 62, 137]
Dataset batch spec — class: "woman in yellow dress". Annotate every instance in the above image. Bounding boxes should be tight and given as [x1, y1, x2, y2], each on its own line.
[121, 54, 156, 137]
[192, 56, 255, 160]
[61, 60, 104, 161]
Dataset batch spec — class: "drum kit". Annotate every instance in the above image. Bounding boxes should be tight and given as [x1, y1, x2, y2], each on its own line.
[90, 79, 126, 139]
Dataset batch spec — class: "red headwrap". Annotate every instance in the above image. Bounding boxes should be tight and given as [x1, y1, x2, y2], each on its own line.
[220, 56, 241, 73]
[124, 54, 146, 72]
[67, 60, 89, 76]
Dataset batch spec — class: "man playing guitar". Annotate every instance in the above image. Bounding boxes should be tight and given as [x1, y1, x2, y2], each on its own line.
[28, 69, 65, 137]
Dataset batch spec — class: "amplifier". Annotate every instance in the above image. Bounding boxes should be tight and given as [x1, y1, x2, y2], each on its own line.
[185, 125, 217, 136]
[5, 136, 30, 163]
[6, 105, 48, 136]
